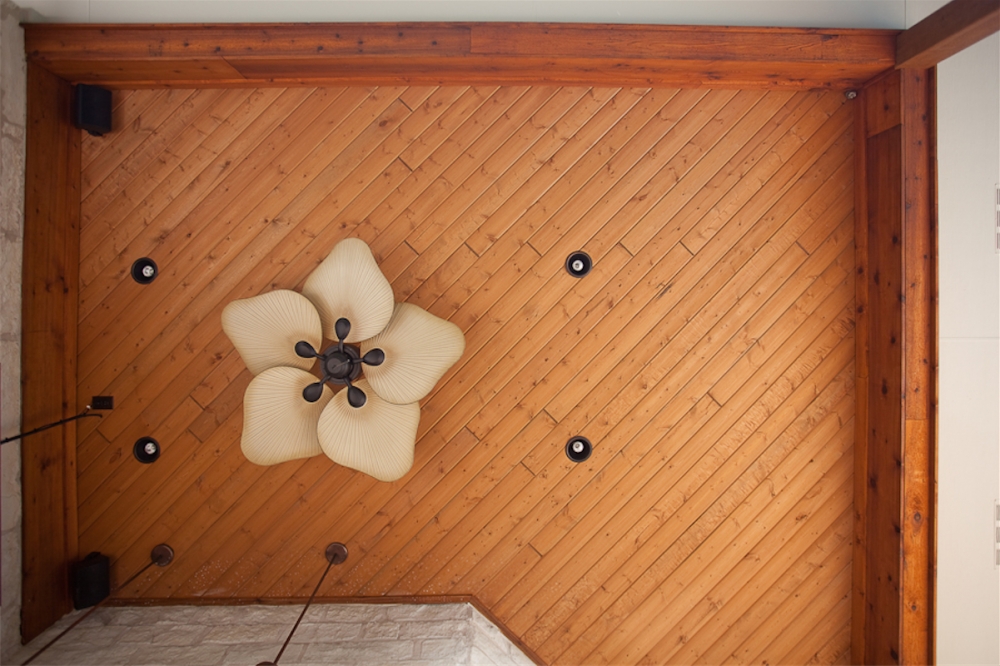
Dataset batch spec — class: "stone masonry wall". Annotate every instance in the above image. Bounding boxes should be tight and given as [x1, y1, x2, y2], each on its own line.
[7, 603, 535, 665]
[0, 0, 25, 660]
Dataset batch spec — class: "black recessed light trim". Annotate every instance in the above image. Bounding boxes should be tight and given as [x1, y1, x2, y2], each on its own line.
[131, 257, 158, 284]
[133, 437, 160, 463]
[565, 251, 592, 278]
[565, 436, 592, 463]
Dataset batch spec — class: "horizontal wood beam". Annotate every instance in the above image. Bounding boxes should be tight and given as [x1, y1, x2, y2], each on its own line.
[897, 0, 1000, 69]
[23, 22, 897, 89]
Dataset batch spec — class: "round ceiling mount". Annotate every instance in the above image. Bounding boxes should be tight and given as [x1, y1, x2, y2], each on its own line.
[133, 437, 160, 463]
[565, 436, 592, 463]
[565, 251, 592, 278]
[325, 542, 349, 565]
[131, 257, 158, 284]
[151, 543, 174, 566]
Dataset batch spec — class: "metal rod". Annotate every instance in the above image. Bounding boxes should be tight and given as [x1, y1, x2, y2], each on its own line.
[1, 408, 101, 445]
[271, 557, 336, 665]
[21, 559, 157, 665]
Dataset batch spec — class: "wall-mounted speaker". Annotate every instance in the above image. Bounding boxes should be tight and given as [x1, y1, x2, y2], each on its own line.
[71, 552, 110, 609]
[73, 84, 112, 137]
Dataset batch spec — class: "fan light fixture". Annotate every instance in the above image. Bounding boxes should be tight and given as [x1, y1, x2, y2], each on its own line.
[222, 238, 465, 481]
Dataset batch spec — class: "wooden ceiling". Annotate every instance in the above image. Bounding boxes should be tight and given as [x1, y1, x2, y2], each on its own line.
[76, 83, 855, 664]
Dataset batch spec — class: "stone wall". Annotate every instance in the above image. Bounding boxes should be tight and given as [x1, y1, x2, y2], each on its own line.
[6, 603, 535, 665]
[0, 0, 25, 660]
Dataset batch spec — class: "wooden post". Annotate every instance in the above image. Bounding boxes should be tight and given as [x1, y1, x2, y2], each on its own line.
[21, 62, 81, 643]
[898, 66, 936, 666]
[854, 67, 936, 666]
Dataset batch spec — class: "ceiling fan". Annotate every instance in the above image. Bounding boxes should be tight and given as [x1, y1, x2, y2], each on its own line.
[221, 238, 465, 481]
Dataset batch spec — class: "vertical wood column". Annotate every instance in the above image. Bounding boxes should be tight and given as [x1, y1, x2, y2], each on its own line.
[21, 62, 81, 643]
[853, 68, 936, 666]
[898, 66, 936, 666]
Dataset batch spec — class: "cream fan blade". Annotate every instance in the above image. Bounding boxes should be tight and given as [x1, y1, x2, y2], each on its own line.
[301, 238, 395, 343]
[360, 303, 465, 405]
[222, 290, 322, 376]
[241, 367, 331, 466]
[317, 378, 420, 482]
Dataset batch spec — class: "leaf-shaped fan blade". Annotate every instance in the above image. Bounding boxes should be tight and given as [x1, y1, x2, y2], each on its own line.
[222, 290, 322, 376]
[317, 379, 419, 482]
[301, 238, 394, 343]
[242, 367, 331, 465]
[361, 303, 465, 405]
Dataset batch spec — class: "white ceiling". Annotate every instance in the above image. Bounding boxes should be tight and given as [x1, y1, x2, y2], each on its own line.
[15, 0, 946, 30]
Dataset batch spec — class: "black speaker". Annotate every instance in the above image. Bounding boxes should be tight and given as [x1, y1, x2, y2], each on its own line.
[73, 84, 112, 136]
[71, 552, 110, 609]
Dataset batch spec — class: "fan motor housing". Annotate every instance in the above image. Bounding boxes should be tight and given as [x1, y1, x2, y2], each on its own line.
[321, 345, 363, 384]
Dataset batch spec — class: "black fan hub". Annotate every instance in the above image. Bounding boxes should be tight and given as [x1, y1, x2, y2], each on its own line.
[322, 345, 362, 384]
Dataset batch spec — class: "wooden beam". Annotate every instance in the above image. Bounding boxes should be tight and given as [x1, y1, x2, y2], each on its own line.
[899, 67, 936, 666]
[854, 67, 936, 666]
[22, 22, 897, 89]
[21, 62, 81, 643]
[852, 76, 871, 666]
[897, 0, 1000, 69]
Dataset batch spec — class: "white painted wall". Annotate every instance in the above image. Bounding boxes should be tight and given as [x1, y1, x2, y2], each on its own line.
[935, 30, 1000, 666]
[0, 1, 997, 661]
[11, 0, 911, 28]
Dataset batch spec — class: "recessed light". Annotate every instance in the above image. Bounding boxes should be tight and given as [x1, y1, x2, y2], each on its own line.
[566, 436, 592, 462]
[131, 258, 158, 284]
[133, 437, 160, 463]
[565, 251, 592, 278]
